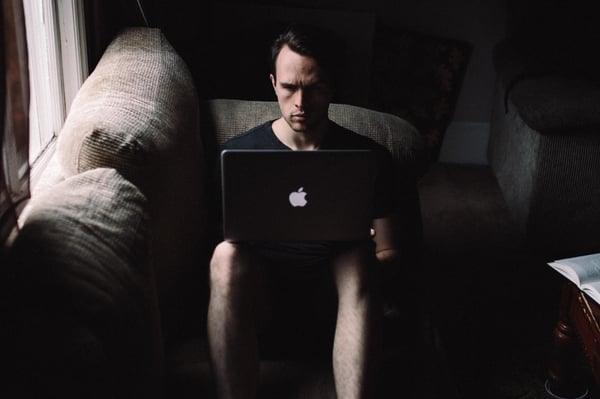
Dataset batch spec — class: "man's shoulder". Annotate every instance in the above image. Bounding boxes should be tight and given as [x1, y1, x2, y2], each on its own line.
[223, 121, 279, 149]
[327, 121, 389, 153]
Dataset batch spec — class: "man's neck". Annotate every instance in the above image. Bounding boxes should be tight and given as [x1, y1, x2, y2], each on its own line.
[272, 118, 328, 150]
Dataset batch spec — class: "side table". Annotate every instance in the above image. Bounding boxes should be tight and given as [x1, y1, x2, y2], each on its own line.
[547, 282, 600, 398]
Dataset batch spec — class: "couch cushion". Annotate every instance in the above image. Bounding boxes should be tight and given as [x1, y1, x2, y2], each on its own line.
[2, 168, 163, 397]
[208, 99, 426, 170]
[56, 27, 202, 189]
[329, 102, 426, 168]
[508, 75, 600, 134]
[12, 168, 151, 308]
[55, 27, 209, 326]
[495, 40, 600, 134]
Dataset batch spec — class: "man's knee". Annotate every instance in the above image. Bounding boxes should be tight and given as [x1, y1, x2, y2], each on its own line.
[209, 241, 255, 291]
[337, 241, 377, 270]
[333, 241, 381, 294]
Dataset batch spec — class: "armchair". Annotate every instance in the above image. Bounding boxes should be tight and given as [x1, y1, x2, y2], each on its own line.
[164, 98, 430, 397]
[488, 0, 600, 257]
[1, 26, 430, 398]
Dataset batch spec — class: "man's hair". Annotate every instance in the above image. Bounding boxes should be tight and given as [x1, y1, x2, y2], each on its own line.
[270, 24, 344, 90]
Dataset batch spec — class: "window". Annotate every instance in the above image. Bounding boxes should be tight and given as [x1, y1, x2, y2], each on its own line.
[1, 0, 30, 244]
[23, 0, 87, 186]
[0, 0, 87, 244]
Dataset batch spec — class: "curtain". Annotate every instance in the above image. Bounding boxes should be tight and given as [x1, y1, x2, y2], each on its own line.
[1, 0, 30, 245]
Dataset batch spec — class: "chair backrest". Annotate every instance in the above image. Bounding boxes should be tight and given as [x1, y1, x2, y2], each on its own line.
[207, 98, 427, 171]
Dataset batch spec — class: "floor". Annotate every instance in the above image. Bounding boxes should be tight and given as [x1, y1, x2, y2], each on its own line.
[418, 162, 569, 398]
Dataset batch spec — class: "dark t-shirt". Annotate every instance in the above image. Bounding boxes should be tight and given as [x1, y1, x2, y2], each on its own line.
[223, 120, 395, 218]
[219, 120, 396, 269]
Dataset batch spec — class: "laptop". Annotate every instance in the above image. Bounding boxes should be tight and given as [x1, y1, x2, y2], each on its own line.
[221, 149, 376, 242]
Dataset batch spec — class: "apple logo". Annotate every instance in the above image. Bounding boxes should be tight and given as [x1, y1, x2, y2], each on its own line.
[289, 187, 308, 207]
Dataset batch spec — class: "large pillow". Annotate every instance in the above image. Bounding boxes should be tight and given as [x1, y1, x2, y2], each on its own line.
[1, 168, 163, 398]
[55, 27, 209, 323]
[369, 26, 472, 162]
[56, 27, 201, 187]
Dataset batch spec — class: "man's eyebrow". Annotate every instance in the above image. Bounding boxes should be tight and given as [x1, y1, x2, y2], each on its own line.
[280, 81, 326, 90]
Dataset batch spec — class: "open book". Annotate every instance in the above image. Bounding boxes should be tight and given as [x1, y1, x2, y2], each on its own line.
[548, 253, 600, 305]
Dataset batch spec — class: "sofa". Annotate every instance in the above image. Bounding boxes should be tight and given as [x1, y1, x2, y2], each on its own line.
[487, 1, 600, 258]
[1, 27, 427, 397]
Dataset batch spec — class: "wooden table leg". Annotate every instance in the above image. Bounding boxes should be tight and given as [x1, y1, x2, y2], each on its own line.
[546, 283, 589, 398]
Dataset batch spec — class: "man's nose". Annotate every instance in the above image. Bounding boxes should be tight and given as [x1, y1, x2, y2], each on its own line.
[294, 88, 305, 109]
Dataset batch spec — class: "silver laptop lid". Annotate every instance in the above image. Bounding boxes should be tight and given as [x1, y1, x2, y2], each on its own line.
[221, 149, 376, 242]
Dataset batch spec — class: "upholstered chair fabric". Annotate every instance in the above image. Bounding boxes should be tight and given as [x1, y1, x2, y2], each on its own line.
[55, 27, 209, 326]
[208, 99, 425, 167]
[1, 168, 163, 398]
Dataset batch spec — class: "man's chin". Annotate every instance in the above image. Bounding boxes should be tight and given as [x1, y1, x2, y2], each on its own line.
[287, 119, 310, 132]
[292, 124, 310, 133]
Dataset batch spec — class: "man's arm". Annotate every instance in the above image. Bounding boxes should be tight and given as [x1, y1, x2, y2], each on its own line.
[372, 215, 400, 265]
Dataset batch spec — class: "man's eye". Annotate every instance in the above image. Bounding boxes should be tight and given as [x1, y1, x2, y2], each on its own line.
[305, 83, 329, 94]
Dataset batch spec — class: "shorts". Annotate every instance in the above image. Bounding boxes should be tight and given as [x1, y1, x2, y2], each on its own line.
[239, 239, 377, 341]
[244, 239, 374, 280]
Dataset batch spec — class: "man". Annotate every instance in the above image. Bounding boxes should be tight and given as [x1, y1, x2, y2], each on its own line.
[207, 24, 399, 399]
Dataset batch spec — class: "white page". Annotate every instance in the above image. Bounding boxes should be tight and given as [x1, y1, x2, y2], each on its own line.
[549, 253, 600, 286]
[582, 279, 600, 305]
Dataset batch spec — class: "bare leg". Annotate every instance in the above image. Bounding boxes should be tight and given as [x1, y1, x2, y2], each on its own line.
[207, 241, 259, 399]
[331, 242, 382, 399]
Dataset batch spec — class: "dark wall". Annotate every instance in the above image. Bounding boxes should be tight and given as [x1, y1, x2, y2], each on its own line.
[85, 0, 503, 119]
[84, 0, 212, 90]
[82, 0, 600, 163]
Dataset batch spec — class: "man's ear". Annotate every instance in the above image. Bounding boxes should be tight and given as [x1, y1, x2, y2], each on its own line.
[270, 74, 276, 91]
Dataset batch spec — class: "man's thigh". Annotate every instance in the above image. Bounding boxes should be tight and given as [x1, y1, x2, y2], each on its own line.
[256, 260, 337, 357]
[247, 242, 342, 332]
[252, 240, 374, 333]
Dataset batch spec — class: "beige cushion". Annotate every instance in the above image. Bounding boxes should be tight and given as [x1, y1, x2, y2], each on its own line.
[208, 98, 426, 168]
[13, 168, 152, 321]
[5, 168, 163, 397]
[56, 27, 201, 187]
[55, 27, 209, 316]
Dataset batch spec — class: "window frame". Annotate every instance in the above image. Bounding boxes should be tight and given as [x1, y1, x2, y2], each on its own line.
[23, 0, 87, 188]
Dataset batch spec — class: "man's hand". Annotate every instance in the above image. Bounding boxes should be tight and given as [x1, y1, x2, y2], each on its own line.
[375, 247, 399, 265]
[372, 216, 400, 266]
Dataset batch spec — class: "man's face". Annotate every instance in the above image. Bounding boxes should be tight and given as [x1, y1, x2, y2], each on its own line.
[270, 45, 333, 133]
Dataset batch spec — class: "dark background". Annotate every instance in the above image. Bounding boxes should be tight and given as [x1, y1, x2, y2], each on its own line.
[83, 0, 506, 162]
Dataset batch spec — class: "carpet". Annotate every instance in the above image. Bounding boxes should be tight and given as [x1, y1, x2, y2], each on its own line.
[418, 162, 577, 398]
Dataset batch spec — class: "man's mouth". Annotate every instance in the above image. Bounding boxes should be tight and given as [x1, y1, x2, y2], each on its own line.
[291, 114, 307, 121]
